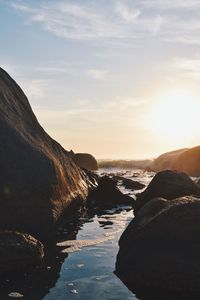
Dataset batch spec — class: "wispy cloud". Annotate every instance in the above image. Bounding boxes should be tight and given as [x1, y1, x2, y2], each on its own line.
[115, 2, 141, 22]
[9, 0, 200, 45]
[86, 69, 109, 81]
[9, 1, 166, 42]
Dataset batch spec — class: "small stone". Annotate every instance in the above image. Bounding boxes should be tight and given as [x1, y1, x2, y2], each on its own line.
[70, 289, 78, 294]
[67, 283, 74, 286]
[76, 264, 84, 268]
[8, 292, 24, 298]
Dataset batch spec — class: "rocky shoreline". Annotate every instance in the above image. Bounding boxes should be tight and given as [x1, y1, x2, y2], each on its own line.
[1, 67, 200, 298]
[115, 170, 200, 295]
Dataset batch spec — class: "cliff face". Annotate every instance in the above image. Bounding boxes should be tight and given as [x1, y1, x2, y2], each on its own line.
[0, 68, 95, 239]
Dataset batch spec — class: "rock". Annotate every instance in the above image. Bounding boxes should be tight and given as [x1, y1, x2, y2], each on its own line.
[115, 196, 200, 294]
[0, 231, 44, 275]
[0, 68, 96, 239]
[70, 151, 98, 171]
[149, 148, 188, 172]
[134, 170, 200, 214]
[89, 176, 134, 209]
[149, 145, 200, 177]
[8, 292, 24, 298]
[121, 178, 145, 190]
[173, 146, 200, 177]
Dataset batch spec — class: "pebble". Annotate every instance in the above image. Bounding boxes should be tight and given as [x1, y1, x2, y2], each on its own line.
[76, 264, 84, 268]
[67, 283, 74, 286]
[70, 289, 78, 294]
[8, 292, 24, 298]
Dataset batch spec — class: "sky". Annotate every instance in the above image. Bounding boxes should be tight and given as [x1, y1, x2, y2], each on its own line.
[0, 0, 200, 159]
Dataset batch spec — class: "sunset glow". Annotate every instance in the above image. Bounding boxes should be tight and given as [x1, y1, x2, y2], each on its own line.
[150, 89, 200, 144]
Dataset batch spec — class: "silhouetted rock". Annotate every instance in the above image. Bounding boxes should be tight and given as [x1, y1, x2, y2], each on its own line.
[0, 231, 44, 275]
[150, 148, 188, 172]
[89, 176, 134, 209]
[173, 146, 200, 177]
[115, 196, 200, 294]
[70, 151, 98, 171]
[0, 67, 96, 239]
[150, 146, 200, 177]
[134, 170, 200, 214]
[121, 178, 145, 190]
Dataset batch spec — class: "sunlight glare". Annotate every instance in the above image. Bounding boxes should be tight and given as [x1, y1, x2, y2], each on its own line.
[150, 89, 200, 144]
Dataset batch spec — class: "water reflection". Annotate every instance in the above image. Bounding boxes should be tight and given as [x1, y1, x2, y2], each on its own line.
[0, 168, 150, 300]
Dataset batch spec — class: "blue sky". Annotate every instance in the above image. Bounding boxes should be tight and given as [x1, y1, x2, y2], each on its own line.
[1, 0, 200, 159]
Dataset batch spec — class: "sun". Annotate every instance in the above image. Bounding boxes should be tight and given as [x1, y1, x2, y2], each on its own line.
[149, 89, 200, 144]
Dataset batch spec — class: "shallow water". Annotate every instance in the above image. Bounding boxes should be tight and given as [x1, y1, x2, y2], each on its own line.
[0, 168, 153, 300]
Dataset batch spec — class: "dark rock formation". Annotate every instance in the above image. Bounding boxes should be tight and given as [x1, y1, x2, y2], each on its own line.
[121, 178, 145, 191]
[150, 148, 188, 172]
[150, 146, 200, 177]
[0, 67, 96, 239]
[89, 176, 134, 209]
[70, 151, 98, 171]
[115, 196, 200, 294]
[0, 231, 44, 274]
[135, 170, 200, 214]
[173, 146, 200, 177]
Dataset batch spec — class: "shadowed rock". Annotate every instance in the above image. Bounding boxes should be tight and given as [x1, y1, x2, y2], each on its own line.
[121, 178, 145, 191]
[173, 146, 200, 177]
[0, 231, 44, 275]
[89, 176, 134, 209]
[150, 146, 200, 177]
[115, 196, 200, 294]
[150, 148, 188, 172]
[0, 67, 96, 239]
[70, 151, 98, 171]
[135, 170, 200, 214]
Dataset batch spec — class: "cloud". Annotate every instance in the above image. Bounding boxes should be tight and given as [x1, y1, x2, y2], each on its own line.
[8, 0, 200, 46]
[174, 58, 200, 80]
[86, 69, 109, 81]
[9, 0, 165, 41]
[140, 0, 200, 10]
[115, 2, 141, 22]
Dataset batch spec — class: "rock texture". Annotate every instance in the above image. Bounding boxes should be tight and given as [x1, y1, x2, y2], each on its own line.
[70, 151, 98, 171]
[0, 67, 96, 239]
[135, 170, 200, 214]
[88, 176, 134, 209]
[115, 196, 200, 294]
[0, 231, 44, 274]
[150, 146, 200, 177]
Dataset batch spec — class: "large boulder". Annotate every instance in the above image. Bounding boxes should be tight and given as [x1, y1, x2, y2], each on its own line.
[88, 176, 134, 209]
[115, 196, 200, 294]
[149, 148, 188, 172]
[70, 151, 98, 171]
[149, 146, 200, 177]
[135, 170, 200, 214]
[0, 231, 44, 274]
[0, 67, 96, 239]
[173, 146, 200, 177]
[121, 178, 145, 191]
